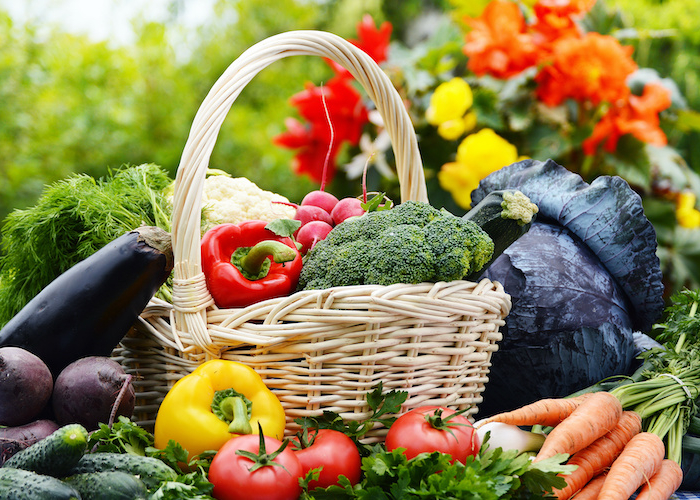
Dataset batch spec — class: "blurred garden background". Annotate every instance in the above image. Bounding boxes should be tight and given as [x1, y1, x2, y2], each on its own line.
[1, 0, 699, 296]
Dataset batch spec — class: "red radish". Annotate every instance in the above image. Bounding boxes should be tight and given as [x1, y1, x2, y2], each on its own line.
[331, 197, 365, 225]
[295, 204, 334, 230]
[297, 220, 334, 254]
[301, 190, 339, 215]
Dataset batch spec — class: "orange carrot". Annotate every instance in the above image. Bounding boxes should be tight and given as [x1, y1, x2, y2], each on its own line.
[597, 432, 666, 500]
[635, 459, 683, 500]
[476, 393, 594, 428]
[571, 472, 607, 500]
[534, 391, 622, 462]
[553, 411, 642, 500]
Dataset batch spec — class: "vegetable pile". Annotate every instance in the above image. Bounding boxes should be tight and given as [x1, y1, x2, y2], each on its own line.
[0, 347, 134, 466]
[478, 391, 683, 500]
[0, 155, 690, 500]
[0, 383, 579, 500]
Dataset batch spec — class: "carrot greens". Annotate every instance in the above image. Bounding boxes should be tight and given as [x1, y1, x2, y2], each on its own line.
[575, 289, 700, 465]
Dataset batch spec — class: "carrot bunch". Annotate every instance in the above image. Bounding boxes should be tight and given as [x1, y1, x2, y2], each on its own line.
[478, 392, 684, 499]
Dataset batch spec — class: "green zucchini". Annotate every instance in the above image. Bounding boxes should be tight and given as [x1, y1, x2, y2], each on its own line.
[3, 424, 88, 477]
[0, 226, 173, 377]
[463, 189, 538, 278]
[67, 452, 177, 490]
[0, 467, 81, 500]
[62, 471, 147, 500]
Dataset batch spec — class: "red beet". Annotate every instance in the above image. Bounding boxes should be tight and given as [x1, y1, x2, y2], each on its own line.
[0, 347, 53, 426]
[52, 356, 135, 430]
[0, 419, 60, 465]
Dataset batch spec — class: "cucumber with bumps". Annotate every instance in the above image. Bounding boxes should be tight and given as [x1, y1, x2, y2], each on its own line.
[67, 452, 177, 490]
[63, 471, 147, 500]
[0, 467, 81, 500]
[3, 424, 88, 477]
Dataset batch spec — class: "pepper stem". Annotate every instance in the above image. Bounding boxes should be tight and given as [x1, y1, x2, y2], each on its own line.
[219, 396, 253, 435]
[239, 240, 297, 277]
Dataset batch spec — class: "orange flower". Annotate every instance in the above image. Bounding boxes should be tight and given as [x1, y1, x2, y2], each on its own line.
[582, 82, 672, 155]
[463, 0, 539, 79]
[535, 32, 637, 106]
[531, 0, 595, 47]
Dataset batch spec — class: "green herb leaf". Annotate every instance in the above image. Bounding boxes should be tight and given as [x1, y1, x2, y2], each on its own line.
[266, 218, 302, 237]
[87, 415, 154, 455]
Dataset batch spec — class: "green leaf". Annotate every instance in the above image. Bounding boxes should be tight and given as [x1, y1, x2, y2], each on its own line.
[87, 415, 154, 455]
[657, 227, 700, 293]
[266, 218, 302, 238]
[677, 109, 700, 132]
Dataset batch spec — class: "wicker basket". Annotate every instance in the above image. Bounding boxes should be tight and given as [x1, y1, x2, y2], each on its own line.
[113, 30, 512, 439]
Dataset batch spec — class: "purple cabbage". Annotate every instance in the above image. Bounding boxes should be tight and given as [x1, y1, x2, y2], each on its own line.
[471, 159, 665, 416]
[472, 158, 664, 332]
[478, 222, 637, 415]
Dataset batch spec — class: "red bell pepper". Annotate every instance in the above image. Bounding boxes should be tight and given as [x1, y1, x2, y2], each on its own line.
[201, 220, 303, 308]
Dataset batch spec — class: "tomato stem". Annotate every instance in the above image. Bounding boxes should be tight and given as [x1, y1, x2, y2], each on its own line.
[236, 424, 292, 473]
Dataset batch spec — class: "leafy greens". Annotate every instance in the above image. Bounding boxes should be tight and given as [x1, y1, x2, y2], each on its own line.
[0, 163, 173, 327]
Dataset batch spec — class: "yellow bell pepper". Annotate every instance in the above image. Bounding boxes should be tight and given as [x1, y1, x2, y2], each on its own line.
[153, 359, 285, 459]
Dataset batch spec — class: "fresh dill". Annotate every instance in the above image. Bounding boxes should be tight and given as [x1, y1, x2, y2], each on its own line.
[0, 163, 173, 327]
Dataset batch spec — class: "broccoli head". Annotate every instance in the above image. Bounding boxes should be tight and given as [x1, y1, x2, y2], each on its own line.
[364, 225, 435, 286]
[298, 201, 494, 290]
[423, 216, 494, 281]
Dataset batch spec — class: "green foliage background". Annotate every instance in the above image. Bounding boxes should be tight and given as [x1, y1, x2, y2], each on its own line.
[0, 0, 699, 224]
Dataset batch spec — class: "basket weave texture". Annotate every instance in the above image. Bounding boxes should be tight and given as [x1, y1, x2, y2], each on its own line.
[114, 30, 512, 437]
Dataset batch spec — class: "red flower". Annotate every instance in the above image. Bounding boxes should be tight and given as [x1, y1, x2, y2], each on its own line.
[535, 32, 637, 106]
[353, 14, 392, 65]
[273, 76, 369, 184]
[582, 82, 672, 155]
[463, 0, 540, 79]
[328, 14, 392, 77]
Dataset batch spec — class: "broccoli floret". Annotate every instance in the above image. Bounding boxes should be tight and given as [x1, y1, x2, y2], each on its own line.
[298, 201, 494, 290]
[380, 200, 443, 227]
[299, 238, 373, 290]
[423, 217, 494, 281]
[501, 190, 539, 225]
[364, 225, 435, 286]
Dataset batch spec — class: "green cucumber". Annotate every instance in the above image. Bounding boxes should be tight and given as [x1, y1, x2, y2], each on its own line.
[0, 467, 81, 500]
[62, 471, 147, 500]
[463, 189, 538, 278]
[3, 424, 88, 477]
[67, 452, 177, 490]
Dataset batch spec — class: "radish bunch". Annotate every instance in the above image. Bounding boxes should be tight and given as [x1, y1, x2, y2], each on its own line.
[294, 190, 365, 254]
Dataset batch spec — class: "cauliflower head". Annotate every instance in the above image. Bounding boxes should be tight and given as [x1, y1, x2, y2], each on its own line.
[201, 175, 296, 229]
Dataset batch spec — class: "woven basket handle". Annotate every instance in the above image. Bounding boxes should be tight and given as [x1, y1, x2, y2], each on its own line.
[169, 30, 427, 343]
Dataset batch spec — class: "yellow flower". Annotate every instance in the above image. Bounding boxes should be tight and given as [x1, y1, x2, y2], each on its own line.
[437, 111, 478, 141]
[438, 128, 520, 209]
[426, 78, 474, 140]
[676, 191, 700, 229]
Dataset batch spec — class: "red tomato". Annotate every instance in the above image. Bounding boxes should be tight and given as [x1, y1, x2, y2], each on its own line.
[208, 433, 303, 500]
[385, 406, 480, 464]
[291, 428, 362, 489]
